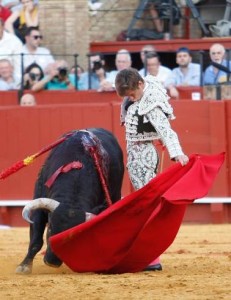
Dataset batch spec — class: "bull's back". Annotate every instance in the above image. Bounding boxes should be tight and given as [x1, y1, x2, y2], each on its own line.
[34, 128, 124, 204]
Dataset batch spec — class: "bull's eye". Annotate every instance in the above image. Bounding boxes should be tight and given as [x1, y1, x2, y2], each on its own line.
[68, 209, 76, 218]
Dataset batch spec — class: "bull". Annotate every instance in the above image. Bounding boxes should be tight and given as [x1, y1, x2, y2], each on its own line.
[16, 128, 124, 274]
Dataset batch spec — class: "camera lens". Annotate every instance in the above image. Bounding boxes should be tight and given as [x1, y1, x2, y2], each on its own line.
[92, 61, 103, 72]
[58, 67, 68, 76]
[29, 73, 37, 81]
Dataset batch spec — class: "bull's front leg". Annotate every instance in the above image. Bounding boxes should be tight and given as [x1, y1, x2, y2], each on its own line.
[16, 210, 48, 274]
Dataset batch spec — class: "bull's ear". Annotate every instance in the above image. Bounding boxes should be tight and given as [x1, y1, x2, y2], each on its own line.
[22, 198, 60, 223]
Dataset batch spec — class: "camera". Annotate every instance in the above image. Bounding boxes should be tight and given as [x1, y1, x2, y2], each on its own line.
[29, 72, 40, 81]
[58, 67, 68, 77]
[92, 60, 103, 72]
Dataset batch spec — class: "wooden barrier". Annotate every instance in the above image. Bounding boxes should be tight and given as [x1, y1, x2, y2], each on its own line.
[0, 90, 120, 106]
[90, 38, 231, 54]
[0, 88, 204, 106]
[1, 198, 230, 226]
[0, 90, 231, 225]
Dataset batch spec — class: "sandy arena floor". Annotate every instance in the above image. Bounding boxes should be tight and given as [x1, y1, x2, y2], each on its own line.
[0, 224, 230, 300]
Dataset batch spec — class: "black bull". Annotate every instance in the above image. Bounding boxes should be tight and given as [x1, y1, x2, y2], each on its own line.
[16, 128, 124, 274]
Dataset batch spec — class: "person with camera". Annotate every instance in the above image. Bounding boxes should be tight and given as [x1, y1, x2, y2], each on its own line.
[23, 62, 43, 89]
[31, 60, 75, 92]
[78, 53, 110, 91]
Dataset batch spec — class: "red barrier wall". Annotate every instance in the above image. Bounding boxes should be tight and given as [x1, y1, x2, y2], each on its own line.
[0, 88, 202, 106]
[0, 91, 231, 225]
[0, 90, 120, 106]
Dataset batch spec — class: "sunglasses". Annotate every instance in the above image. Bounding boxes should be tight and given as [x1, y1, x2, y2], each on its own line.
[32, 35, 43, 40]
[29, 72, 41, 80]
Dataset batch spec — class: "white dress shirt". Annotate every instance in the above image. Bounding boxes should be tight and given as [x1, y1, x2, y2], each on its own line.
[0, 31, 23, 85]
[22, 44, 55, 72]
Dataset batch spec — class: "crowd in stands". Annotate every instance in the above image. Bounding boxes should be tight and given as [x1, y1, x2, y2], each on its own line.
[0, 0, 231, 102]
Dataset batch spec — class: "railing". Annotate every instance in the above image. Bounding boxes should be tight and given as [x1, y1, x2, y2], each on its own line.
[3, 47, 231, 96]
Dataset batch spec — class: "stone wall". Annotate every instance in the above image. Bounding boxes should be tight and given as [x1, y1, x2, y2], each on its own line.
[38, 0, 201, 69]
[89, 0, 140, 42]
[39, 0, 90, 68]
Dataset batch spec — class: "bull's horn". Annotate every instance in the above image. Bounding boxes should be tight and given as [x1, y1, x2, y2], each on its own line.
[22, 198, 60, 224]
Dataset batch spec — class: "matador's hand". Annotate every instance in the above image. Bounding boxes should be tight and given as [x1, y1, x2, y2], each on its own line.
[175, 155, 189, 166]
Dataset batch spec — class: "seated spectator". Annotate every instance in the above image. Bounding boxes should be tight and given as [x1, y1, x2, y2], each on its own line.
[2, 0, 21, 12]
[0, 17, 23, 84]
[69, 64, 84, 90]
[2, 0, 38, 12]
[138, 45, 172, 85]
[20, 92, 36, 105]
[70, 64, 84, 76]
[165, 47, 201, 99]
[139, 44, 156, 77]
[103, 49, 132, 90]
[145, 52, 172, 86]
[78, 53, 110, 90]
[22, 26, 54, 72]
[4, 0, 39, 43]
[148, 1, 164, 34]
[203, 43, 231, 85]
[146, 0, 181, 38]
[32, 60, 75, 91]
[23, 62, 43, 89]
[0, 58, 18, 90]
[0, 0, 11, 22]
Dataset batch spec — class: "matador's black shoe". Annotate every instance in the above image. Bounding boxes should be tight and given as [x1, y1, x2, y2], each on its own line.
[143, 263, 162, 271]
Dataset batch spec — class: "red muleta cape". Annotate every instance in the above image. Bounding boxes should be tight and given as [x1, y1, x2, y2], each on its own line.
[50, 153, 225, 273]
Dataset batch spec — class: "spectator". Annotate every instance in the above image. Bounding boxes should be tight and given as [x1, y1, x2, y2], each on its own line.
[69, 64, 84, 90]
[138, 45, 172, 86]
[2, 1, 38, 12]
[0, 0, 11, 22]
[104, 49, 132, 90]
[145, 52, 172, 86]
[2, 0, 21, 12]
[146, 0, 181, 38]
[23, 62, 43, 89]
[70, 64, 84, 76]
[0, 18, 22, 84]
[32, 60, 75, 92]
[148, 1, 164, 34]
[203, 43, 231, 85]
[139, 44, 156, 77]
[20, 92, 36, 105]
[22, 26, 54, 72]
[0, 58, 18, 90]
[4, 0, 39, 43]
[78, 53, 110, 90]
[165, 47, 201, 99]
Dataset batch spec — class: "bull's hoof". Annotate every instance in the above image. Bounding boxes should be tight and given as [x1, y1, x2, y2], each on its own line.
[44, 260, 61, 268]
[15, 264, 32, 274]
[143, 263, 162, 271]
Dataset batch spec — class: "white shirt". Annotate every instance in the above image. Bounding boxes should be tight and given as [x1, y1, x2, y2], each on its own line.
[107, 70, 118, 85]
[0, 79, 17, 90]
[0, 31, 23, 85]
[22, 45, 55, 72]
[139, 65, 173, 86]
